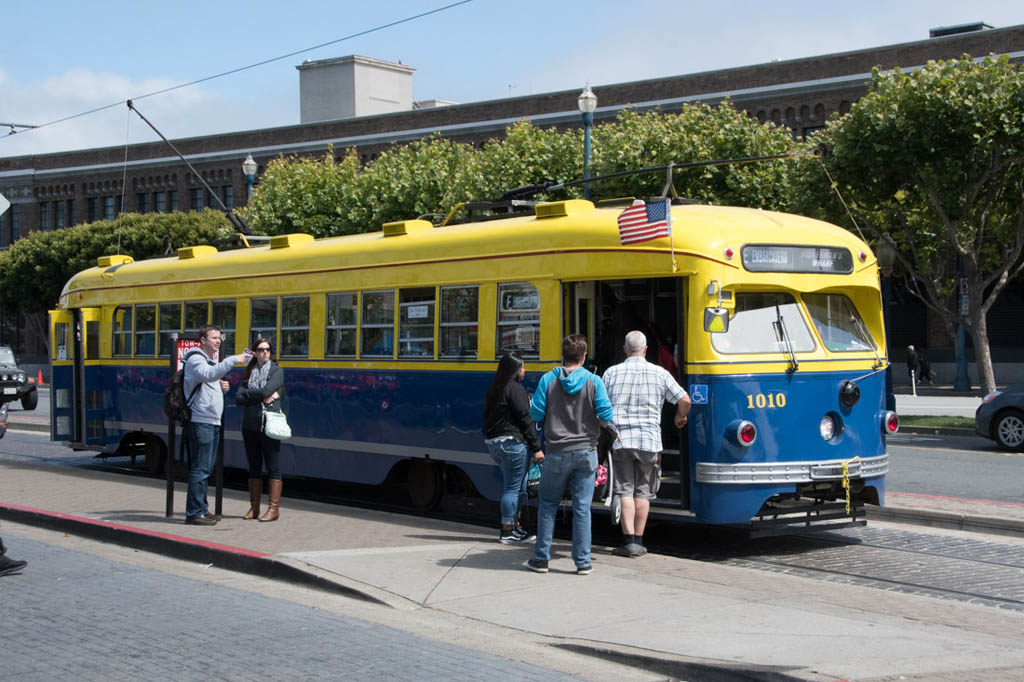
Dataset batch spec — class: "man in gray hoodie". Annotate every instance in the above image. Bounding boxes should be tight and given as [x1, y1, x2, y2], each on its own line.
[184, 326, 251, 525]
[527, 334, 613, 575]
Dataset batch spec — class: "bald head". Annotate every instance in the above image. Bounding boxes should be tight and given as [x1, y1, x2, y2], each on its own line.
[624, 330, 647, 356]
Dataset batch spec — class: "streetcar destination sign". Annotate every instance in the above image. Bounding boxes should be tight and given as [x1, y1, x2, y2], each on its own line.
[741, 244, 853, 274]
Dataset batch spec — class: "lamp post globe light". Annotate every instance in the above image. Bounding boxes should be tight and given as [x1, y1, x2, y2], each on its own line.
[875, 234, 898, 411]
[242, 153, 258, 199]
[577, 86, 597, 200]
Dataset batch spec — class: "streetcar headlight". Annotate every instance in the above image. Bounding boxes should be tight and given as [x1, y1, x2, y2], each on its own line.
[820, 415, 835, 441]
[883, 411, 899, 434]
[725, 420, 757, 447]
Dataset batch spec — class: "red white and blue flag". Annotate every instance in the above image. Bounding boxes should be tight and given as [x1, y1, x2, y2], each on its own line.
[617, 200, 671, 245]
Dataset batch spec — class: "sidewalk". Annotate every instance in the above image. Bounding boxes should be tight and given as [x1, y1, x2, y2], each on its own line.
[2, 457, 1023, 682]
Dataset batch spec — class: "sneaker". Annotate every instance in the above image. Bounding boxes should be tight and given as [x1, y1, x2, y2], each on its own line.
[512, 527, 536, 542]
[526, 558, 549, 573]
[499, 530, 526, 545]
[185, 515, 217, 526]
[0, 555, 27, 576]
[635, 544, 648, 556]
[576, 564, 593, 575]
[612, 542, 643, 557]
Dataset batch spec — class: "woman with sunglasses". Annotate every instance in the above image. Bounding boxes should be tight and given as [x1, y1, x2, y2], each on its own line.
[235, 338, 286, 521]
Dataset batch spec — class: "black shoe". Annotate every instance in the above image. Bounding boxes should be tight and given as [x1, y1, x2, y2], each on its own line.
[0, 555, 27, 576]
[185, 515, 217, 526]
[526, 558, 549, 573]
[206, 513, 222, 522]
[576, 564, 593, 575]
[512, 526, 536, 543]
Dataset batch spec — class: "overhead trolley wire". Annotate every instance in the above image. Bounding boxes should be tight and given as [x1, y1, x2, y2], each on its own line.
[0, 1, 473, 142]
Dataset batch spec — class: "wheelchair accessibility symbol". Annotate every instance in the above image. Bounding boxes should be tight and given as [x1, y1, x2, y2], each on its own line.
[690, 384, 708, 404]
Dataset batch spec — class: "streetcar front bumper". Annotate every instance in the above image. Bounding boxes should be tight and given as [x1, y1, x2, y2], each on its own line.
[696, 454, 888, 484]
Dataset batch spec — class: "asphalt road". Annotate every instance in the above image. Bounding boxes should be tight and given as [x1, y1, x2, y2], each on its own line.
[886, 432, 1023, 504]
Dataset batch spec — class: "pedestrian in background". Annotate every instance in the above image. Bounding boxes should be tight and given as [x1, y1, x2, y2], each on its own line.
[0, 536, 27, 576]
[907, 345, 919, 385]
[482, 352, 543, 544]
[603, 331, 691, 557]
[918, 349, 934, 385]
[527, 334, 613, 575]
[184, 326, 251, 526]
[236, 338, 286, 522]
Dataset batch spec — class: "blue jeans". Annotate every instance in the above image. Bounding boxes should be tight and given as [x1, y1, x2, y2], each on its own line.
[186, 422, 220, 519]
[533, 448, 597, 568]
[486, 439, 528, 526]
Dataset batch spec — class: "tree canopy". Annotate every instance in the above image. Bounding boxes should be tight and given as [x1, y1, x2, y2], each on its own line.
[792, 55, 1024, 392]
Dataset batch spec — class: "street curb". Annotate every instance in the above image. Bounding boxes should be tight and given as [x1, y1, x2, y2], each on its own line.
[4, 422, 49, 434]
[869, 505, 1024, 537]
[897, 425, 976, 437]
[0, 503, 389, 607]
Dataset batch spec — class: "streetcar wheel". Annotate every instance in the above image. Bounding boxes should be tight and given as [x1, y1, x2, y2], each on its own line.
[21, 390, 38, 411]
[407, 459, 444, 512]
[993, 409, 1024, 451]
[610, 495, 622, 526]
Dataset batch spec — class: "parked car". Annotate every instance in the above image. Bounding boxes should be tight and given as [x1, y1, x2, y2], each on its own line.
[0, 346, 38, 411]
[0, 402, 7, 438]
[975, 383, 1024, 451]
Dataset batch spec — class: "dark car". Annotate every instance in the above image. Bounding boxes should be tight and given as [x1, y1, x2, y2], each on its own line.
[0, 346, 38, 411]
[975, 383, 1024, 451]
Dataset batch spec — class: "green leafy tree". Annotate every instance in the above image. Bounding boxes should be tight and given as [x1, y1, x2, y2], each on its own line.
[793, 56, 1024, 392]
[0, 210, 232, 352]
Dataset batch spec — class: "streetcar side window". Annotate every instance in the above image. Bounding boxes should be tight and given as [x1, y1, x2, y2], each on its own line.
[361, 290, 395, 358]
[112, 306, 132, 357]
[250, 297, 278, 350]
[212, 300, 236, 354]
[54, 322, 70, 361]
[280, 296, 310, 358]
[158, 302, 182, 356]
[134, 304, 156, 357]
[325, 292, 358, 357]
[440, 285, 478, 359]
[399, 288, 435, 358]
[184, 301, 209, 336]
[711, 292, 815, 354]
[803, 294, 875, 352]
[496, 282, 540, 358]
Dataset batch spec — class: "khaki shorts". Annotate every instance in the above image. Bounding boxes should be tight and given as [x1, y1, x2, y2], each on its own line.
[611, 448, 660, 500]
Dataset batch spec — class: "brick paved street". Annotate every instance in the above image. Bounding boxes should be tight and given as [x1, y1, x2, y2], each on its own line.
[2, 533, 582, 682]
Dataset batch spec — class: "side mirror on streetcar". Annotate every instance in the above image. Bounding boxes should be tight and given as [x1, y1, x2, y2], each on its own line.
[704, 307, 730, 334]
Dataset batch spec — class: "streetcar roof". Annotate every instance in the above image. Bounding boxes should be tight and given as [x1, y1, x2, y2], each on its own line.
[59, 202, 872, 306]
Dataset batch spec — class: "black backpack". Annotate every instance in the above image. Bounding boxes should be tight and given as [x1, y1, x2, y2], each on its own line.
[163, 350, 203, 425]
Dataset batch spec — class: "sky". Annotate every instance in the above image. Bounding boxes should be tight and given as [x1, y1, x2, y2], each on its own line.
[1, 0, 1023, 158]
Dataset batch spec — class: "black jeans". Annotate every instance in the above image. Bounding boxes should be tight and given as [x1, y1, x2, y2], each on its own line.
[242, 429, 282, 479]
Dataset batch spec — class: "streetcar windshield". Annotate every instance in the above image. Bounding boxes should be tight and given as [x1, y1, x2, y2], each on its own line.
[803, 294, 876, 352]
[711, 292, 815, 354]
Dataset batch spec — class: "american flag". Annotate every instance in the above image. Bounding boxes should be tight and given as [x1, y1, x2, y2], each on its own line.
[617, 200, 671, 245]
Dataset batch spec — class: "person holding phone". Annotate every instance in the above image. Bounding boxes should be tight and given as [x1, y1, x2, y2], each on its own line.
[236, 338, 286, 522]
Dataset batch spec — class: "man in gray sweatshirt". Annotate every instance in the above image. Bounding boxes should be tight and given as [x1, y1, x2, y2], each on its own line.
[184, 326, 251, 525]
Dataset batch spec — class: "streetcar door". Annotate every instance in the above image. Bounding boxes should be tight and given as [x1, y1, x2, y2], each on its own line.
[78, 307, 106, 447]
[49, 309, 79, 443]
[565, 278, 690, 510]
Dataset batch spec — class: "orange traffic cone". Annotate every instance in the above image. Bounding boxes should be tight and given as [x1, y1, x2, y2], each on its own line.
[37, 370, 44, 386]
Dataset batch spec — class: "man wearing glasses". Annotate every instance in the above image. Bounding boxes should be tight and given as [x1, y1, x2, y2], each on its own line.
[183, 326, 252, 525]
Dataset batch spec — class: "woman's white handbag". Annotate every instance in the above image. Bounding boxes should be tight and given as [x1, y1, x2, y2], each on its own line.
[262, 406, 292, 440]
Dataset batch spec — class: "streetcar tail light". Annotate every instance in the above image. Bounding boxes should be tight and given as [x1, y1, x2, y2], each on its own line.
[739, 422, 757, 445]
[883, 411, 899, 434]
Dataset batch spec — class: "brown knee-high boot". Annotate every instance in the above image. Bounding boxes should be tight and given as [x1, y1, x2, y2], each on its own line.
[259, 479, 281, 522]
[243, 479, 262, 520]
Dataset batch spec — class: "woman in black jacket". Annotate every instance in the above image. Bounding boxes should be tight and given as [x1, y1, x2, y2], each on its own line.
[235, 338, 286, 522]
[482, 352, 544, 544]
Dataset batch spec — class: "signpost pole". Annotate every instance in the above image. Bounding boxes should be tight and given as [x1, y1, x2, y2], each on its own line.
[165, 332, 178, 517]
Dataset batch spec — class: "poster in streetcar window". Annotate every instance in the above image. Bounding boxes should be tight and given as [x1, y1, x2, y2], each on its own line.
[497, 283, 540, 357]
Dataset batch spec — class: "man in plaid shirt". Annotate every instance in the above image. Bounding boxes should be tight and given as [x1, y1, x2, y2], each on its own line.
[603, 330, 690, 557]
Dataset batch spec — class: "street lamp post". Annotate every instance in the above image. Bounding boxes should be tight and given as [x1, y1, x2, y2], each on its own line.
[953, 254, 971, 391]
[242, 153, 257, 200]
[875, 234, 898, 412]
[577, 86, 597, 200]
